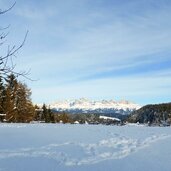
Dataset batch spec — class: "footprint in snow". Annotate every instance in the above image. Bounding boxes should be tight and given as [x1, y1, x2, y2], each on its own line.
[0, 134, 170, 166]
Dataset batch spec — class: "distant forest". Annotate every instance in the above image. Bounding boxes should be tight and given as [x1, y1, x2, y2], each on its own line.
[127, 103, 171, 125]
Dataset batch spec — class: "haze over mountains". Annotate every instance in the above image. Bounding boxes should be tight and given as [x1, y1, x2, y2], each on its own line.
[50, 98, 141, 115]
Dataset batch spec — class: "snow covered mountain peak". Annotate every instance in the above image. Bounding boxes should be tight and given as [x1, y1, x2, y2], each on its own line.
[50, 98, 141, 115]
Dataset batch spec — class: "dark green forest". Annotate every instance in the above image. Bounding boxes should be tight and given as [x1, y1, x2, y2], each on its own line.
[127, 103, 171, 125]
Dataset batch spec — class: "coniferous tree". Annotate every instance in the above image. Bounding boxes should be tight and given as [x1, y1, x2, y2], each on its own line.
[34, 105, 41, 121]
[48, 107, 55, 123]
[60, 112, 70, 124]
[0, 76, 5, 114]
[41, 104, 46, 121]
[40, 104, 55, 123]
[3, 74, 18, 122]
[42, 104, 51, 123]
[15, 82, 34, 122]
[2, 74, 34, 122]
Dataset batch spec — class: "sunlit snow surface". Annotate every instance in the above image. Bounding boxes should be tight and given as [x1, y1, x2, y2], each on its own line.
[0, 124, 171, 171]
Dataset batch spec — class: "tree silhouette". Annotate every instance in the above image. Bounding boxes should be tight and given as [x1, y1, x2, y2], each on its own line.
[0, 2, 29, 79]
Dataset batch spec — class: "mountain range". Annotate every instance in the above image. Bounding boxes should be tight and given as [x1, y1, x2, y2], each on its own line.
[50, 98, 141, 117]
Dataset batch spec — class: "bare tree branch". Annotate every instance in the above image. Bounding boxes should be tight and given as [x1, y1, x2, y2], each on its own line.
[0, 3, 33, 80]
[0, 2, 16, 15]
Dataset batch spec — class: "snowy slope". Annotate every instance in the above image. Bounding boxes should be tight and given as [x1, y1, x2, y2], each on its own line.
[0, 123, 171, 171]
[99, 115, 121, 121]
[50, 98, 141, 115]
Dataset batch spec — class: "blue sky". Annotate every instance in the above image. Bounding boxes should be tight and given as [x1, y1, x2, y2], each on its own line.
[1, 0, 171, 105]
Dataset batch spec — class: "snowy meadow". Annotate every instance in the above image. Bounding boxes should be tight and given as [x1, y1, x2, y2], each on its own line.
[0, 124, 171, 171]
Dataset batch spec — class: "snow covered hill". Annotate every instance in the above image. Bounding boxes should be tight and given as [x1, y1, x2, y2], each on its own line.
[0, 123, 171, 171]
[50, 98, 141, 115]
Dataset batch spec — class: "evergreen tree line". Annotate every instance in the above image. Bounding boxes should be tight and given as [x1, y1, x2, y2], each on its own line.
[0, 74, 35, 122]
[127, 103, 171, 125]
[34, 104, 70, 124]
[34, 104, 54, 123]
[0, 73, 72, 124]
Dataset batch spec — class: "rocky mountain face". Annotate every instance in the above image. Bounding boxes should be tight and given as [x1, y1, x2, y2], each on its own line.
[127, 103, 171, 125]
[50, 98, 141, 118]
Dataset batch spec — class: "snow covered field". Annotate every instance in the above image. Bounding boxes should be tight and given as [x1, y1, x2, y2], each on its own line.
[0, 124, 171, 171]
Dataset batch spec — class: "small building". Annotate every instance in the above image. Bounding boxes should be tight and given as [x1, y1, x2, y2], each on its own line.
[74, 121, 79, 124]
[0, 114, 6, 122]
[160, 120, 170, 127]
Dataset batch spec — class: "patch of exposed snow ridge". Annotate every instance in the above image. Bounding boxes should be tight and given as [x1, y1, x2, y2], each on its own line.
[99, 116, 121, 121]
